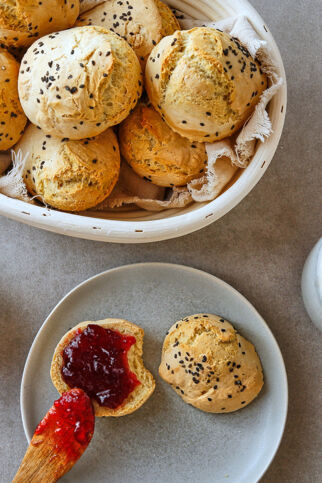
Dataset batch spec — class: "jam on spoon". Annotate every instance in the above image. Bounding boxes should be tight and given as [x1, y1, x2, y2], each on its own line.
[13, 388, 95, 483]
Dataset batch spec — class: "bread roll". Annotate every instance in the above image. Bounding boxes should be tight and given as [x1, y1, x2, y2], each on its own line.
[0, 0, 79, 48]
[76, 0, 180, 68]
[119, 102, 207, 187]
[146, 27, 267, 142]
[159, 313, 264, 413]
[51, 319, 155, 417]
[18, 123, 120, 211]
[154, 0, 180, 37]
[0, 48, 26, 151]
[18, 26, 143, 139]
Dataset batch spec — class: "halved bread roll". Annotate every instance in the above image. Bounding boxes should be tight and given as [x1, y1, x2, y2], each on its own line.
[51, 319, 155, 417]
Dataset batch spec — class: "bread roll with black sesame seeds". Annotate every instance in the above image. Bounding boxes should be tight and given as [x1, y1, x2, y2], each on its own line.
[159, 314, 264, 413]
[18, 26, 143, 139]
[146, 27, 267, 143]
[0, 48, 26, 151]
[119, 101, 207, 187]
[0, 0, 80, 48]
[17, 123, 120, 212]
[76, 0, 180, 69]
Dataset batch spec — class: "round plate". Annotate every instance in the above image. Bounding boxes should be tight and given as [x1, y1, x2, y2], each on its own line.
[21, 263, 288, 483]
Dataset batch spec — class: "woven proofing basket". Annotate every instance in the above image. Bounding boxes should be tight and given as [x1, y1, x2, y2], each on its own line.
[0, 0, 287, 243]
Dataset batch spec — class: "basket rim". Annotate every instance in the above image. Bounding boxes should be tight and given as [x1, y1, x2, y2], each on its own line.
[0, 0, 287, 243]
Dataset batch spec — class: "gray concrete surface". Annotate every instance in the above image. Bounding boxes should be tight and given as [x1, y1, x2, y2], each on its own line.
[0, 0, 321, 481]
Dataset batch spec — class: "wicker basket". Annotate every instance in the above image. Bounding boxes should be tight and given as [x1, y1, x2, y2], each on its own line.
[0, 0, 287, 243]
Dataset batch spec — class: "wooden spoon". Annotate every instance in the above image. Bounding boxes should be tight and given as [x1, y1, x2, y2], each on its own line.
[12, 388, 95, 483]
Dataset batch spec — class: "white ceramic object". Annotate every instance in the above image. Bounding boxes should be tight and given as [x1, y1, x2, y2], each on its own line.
[0, 0, 287, 243]
[21, 263, 288, 483]
[301, 237, 322, 331]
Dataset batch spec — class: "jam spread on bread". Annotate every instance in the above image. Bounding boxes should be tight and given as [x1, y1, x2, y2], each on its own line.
[61, 324, 140, 408]
[34, 388, 94, 462]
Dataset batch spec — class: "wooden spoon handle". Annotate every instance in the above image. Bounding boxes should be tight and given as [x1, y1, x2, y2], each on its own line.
[12, 389, 95, 483]
[12, 440, 67, 483]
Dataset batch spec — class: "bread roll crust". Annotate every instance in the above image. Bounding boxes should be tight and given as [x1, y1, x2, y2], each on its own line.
[18, 123, 120, 212]
[0, 48, 26, 151]
[159, 313, 264, 413]
[76, 0, 180, 68]
[154, 0, 180, 37]
[51, 319, 155, 417]
[0, 0, 80, 48]
[18, 26, 143, 139]
[146, 27, 267, 142]
[119, 102, 207, 187]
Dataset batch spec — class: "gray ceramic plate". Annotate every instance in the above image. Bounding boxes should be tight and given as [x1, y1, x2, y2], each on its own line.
[21, 263, 288, 483]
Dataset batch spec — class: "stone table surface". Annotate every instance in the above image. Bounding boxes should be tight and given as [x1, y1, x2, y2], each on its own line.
[0, 0, 321, 482]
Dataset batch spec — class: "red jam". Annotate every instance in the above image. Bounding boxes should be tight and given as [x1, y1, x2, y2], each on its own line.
[61, 324, 141, 409]
[34, 388, 94, 462]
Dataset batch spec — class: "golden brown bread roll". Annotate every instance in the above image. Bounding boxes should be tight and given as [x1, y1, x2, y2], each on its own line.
[146, 27, 267, 142]
[0, 48, 26, 151]
[159, 313, 264, 413]
[119, 101, 207, 187]
[18, 26, 143, 139]
[18, 123, 120, 212]
[76, 0, 180, 68]
[51, 319, 155, 417]
[154, 0, 180, 37]
[0, 0, 79, 48]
